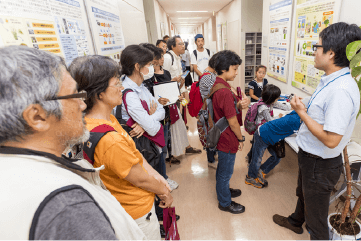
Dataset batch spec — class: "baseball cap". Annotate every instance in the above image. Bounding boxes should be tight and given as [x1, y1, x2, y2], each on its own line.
[195, 34, 204, 41]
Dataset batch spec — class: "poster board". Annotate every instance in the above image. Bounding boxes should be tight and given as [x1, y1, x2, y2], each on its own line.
[267, 0, 293, 83]
[291, 0, 342, 94]
[222, 22, 227, 50]
[84, 0, 125, 61]
[0, 0, 94, 66]
[216, 24, 222, 51]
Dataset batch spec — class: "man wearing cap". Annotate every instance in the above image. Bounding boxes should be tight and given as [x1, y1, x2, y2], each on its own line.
[191, 34, 213, 81]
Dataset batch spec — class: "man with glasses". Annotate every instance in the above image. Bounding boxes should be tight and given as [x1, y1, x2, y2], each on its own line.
[0, 46, 146, 239]
[273, 22, 361, 240]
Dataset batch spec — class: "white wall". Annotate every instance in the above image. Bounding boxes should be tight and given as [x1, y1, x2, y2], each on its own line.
[203, 17, 213, 49]
[241, 0, 263, 33]
[117, 0, 148, 46]
[261, 0, 361, 143]
[154, 0, 169, 41]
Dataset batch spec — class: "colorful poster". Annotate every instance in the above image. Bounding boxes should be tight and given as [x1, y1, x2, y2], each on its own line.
[84, 0, 125, 61]
[222, 22, 227, 50]
[292, 0, 341, 93]
[267, 0, 293, 83]
[0, 0, 94, 65]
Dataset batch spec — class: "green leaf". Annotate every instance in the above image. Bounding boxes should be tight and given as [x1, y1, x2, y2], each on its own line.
[350, 53, 361, 69]
[346, 41, 361, 61]
[351, 66, 361, 78]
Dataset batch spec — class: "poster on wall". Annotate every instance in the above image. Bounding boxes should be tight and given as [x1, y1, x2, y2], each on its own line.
[216, 24, 222, 51]
[291, 0, 342, 94]
[222, 22, 227, 50]
[0, 0, 94, 66]
[267, 0, 293, 83]
[84, 0, 125, 61]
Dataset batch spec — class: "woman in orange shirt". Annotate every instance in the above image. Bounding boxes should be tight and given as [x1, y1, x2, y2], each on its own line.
[68, 55, 173, 240]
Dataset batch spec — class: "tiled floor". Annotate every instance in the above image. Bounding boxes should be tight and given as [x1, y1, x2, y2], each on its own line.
[165, 110, 339, 240]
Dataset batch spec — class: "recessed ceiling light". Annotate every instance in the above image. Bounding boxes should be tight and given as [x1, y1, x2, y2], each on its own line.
[177, 11, 208, 13]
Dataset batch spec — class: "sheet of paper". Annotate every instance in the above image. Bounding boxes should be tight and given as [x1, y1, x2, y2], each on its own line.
[181, 70, 190, 79]
[153, 81, 180, 106]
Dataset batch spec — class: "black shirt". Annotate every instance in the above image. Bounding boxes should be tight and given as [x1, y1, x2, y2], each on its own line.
[248, 78, 268, 102]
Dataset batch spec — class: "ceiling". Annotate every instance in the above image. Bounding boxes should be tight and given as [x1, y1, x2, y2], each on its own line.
[157, 0, 233, 32]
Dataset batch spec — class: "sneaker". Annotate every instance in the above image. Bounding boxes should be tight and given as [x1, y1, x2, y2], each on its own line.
[185, 147, 202, 154]
[259, 169, 266, 179]
[218, 201, 245, 214]
[257, 171, 268, 187]
[167, 178, 179, 191]
[208, 161, 217, 169]
[273, 214, 303, 234]
[245, 175, 265, 188]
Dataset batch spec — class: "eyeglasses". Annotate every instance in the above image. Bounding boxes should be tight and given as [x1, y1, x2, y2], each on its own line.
[108, 81, 123, 89]
[177, 42, 185, 46]
[47, 90, 87, 101]
[312, 44, 323, 52]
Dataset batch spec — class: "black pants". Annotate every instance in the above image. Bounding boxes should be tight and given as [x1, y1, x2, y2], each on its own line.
[287, 148, 342, 240]
[185, 66, 193, 87]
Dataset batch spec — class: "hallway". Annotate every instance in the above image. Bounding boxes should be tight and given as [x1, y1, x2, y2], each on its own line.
[167, 111, 311, 240]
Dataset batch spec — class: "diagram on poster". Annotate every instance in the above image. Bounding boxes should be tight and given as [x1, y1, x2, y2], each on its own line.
[267, 0, 293, 83]
[292, 0, 340, 93]
[84, 0, 125, 60]
[0, 0, 94, 65]
[222, 22, 227, 50]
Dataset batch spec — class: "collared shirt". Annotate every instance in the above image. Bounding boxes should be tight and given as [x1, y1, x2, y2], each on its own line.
[296, 67, 360, 159]
[121, 76, 165, 136]
[163, 50, 186, 93]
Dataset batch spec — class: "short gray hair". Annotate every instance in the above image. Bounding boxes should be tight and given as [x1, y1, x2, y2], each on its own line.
[0, 46, 66, 144]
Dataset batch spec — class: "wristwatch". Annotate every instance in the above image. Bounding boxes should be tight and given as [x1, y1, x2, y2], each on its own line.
[238, 136, 245, 142]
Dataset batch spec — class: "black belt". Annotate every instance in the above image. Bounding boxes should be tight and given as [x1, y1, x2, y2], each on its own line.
[299, 148, 323, 160]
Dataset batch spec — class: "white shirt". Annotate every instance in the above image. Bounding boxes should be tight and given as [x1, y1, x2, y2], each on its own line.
[163, 50, 186, 93]
[296, 67, 360, 159]
[191, 49, 212, 81]
[181, 50, 190, 67]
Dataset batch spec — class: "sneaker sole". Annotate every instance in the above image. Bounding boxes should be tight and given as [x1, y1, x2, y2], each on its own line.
[245, 181, 264, 189]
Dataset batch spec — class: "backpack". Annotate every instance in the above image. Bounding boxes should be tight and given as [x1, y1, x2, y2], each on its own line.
[166, 52, 174, 65]
[83, 124, 117, 165]
[198, 83, 239, 150]
[188, 72, 210, 117]
[244, 100, 268, 135]
[192, 49, 211, 80]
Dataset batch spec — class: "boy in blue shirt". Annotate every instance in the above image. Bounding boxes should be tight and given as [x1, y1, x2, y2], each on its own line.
[246, 98, 309, 189]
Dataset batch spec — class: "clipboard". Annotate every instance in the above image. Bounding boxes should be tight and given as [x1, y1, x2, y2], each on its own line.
[153, 81, 180, 106]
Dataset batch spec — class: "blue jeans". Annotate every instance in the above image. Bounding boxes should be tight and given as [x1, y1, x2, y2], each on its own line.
[160, 122, 170, 180]
[206, 148, 216, 163]
[216, 150, 236, 207]
[248, 130, 281, 179]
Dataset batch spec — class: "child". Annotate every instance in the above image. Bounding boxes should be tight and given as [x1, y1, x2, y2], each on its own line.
[249, 65, 268, 102]
[245, 97, 310, 189]
[245, 84, 291, 188]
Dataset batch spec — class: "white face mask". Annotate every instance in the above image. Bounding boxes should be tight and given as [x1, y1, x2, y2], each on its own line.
[141, 65, 154, 80]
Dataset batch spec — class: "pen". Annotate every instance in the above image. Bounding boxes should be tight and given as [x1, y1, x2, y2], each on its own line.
[158, 95, 170, 103]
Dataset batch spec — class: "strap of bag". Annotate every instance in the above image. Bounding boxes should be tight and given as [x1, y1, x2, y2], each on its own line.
[83, 124, 116, 165]
[167, 52, 174, 65]
[206, 48, 210, 57]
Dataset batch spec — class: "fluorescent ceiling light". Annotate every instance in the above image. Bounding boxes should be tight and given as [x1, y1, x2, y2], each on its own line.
[178, 17, 203, 19]
[177, 10, 208, 13]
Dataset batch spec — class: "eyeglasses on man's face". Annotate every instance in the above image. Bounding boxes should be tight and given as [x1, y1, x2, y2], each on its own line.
[108, 80, 123, 89]
[46, 90, 87, 101]
[312, 44, 323, 52]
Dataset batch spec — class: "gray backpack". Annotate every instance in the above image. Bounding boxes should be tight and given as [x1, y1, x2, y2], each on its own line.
[198, 83, 239, 150]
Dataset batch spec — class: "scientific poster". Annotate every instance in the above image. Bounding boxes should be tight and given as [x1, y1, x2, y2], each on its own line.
[222, 22, 227, 50]
[292, 0, 341, 93]
[267, 0, 293, 83]
[0, 0, 94, 66]
[216, 24, 222, 51]
[84, 0, 125, 61]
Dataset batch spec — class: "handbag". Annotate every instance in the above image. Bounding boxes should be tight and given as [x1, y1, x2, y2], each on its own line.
[270, 139, 286, 158]
[163, 207, 180, 240]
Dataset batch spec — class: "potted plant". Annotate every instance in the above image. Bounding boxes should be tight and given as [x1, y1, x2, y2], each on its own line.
[328, 39, 361, 240]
